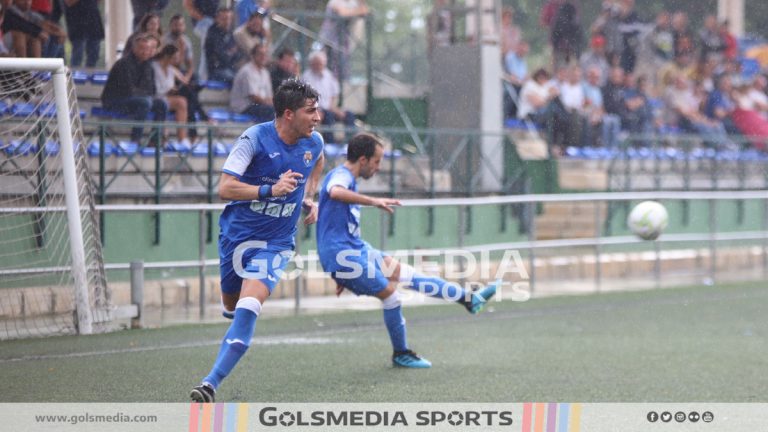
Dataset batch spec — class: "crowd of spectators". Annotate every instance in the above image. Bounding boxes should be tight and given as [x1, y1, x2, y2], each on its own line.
[2, 0, 364, 147]
[506, 0, 768, 155]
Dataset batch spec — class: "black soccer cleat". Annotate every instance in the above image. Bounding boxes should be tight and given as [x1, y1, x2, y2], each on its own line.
[190, 384, 215, 403]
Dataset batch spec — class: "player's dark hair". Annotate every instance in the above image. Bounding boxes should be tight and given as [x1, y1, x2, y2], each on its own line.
[347, 133, 384, 162]
[274, 78, 319, 118]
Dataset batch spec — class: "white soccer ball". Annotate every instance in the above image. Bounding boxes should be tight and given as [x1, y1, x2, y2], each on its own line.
[627, 201, 668, 241]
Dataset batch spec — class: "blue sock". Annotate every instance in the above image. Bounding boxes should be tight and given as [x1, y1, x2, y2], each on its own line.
[383, 306, 408, 352]
[203, 306, 258, 390]
[408, 274, 468, 302]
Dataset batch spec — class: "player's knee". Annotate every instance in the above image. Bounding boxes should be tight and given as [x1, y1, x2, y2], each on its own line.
[235, 296, 262, 317]
[380, 290, 401, 310]
[397, 263, 415, 284]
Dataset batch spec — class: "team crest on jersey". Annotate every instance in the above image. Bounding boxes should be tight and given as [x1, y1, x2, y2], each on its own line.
[303, 151, 313, 167]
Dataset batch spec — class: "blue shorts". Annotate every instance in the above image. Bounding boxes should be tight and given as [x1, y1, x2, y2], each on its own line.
[329, 246, 390, 297]
[219, 240, 294, 295]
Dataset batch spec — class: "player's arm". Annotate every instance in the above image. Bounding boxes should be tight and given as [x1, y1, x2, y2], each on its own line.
[302, 152, 325, 225]
[219, 171, 302, 201]
[328, 186, 401, 214]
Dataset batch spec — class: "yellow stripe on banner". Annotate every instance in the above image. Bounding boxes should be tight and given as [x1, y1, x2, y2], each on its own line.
[236, 403, 249, 432]
[201, 403, 213, 432]
[534, 403, 546, 432]
[569, 404, 581, 432]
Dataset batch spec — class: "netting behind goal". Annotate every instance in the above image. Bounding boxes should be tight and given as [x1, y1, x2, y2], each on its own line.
[0, 61, 110, 339]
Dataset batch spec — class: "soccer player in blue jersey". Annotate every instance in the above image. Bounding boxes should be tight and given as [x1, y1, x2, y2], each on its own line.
[190, 79, 325, 403]
[317, 132, 499, 369]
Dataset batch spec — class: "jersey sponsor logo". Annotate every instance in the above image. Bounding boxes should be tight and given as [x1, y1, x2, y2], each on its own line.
[250, 200, 297, 218]
[303, 151, 313, 167]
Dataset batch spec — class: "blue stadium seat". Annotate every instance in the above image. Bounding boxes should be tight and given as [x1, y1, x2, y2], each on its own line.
[6, 140, 38, 155]
[140, 146, 158, 157]
[72, 70, 90, 85]
[165, 140, 192, 154]
[0, 100, 8, 115]
[87, 140, 116, 157]
[740, 57, 761, 79]
[384, 149, 402, 159]
[10, 103, 37, 117]
[230, 112, 253, 123]
[35, 71, 52, 81]
[207, 108, 230, 122]
[191, 142, 228, 157]
[115, 141, 139, 156]
[203, 80, 231, 90]
[90, 71, 109, 85]
[44, 141, 60, 156]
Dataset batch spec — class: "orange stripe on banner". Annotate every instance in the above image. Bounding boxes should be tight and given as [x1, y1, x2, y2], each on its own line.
[521, 403, 533, 432]
[201, 403, 213, 432]
[570, 404, 582, 432]
[236, 403, 249, 432]
[189, 403, 200, 432]
[534, 403, 546, 432]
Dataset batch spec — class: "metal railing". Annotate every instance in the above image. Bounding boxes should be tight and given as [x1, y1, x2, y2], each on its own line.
[4, 190, 767, 322]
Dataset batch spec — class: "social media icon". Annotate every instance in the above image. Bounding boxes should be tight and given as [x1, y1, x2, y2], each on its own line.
[689, 411, 700, 422]
[675, 412, 686, 422]
[647, 411, 659, 423]
[702, 412, 714, 423]
[661, 412, 672, 423]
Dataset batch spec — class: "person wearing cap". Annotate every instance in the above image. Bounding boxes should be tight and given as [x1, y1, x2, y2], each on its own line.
[580, 34, 610, 86]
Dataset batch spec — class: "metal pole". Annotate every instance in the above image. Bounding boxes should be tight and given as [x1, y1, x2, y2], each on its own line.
[654, 238, 661, 289]
[594, 201, 602, 293]
[528, 201, 536, 295]
[52, 64, 94, 335]
[130, 260, 144, 329]
[198, 210, 207, 319]
[709, 199, 717, 284]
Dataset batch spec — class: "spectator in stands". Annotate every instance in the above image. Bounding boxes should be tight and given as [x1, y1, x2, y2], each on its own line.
[269, 47, 297, 93]
[732, 77, 768, 150]
[503, 40, 529, 118]
[230, 42, 274, 122]
[205, 7, 241, 84]
[152, 44, 190, 147]
[234, 0, 269, 27]
[2, 0, 43, 54]
[548, 0, 582, 70]
[427, 0, 452, 54]
[31, 0, 62, 58]
[0, 3, 10, 56]
[318, 0, 369, 80]
[301, 49, 356, 144]
[602, 66, 625, 120]
[130, 0, 168, 31]
[590, 1, 622, 66]
[699, 14, 725, 63]
[518, 68, 569, 154]
[183, 0, 221, 80]
[558, 65, 586, 147]
[649, 11, 674, 63]
[61, 0, 104, 68]
[101, 33, 167, 145]
[658, 52, 694, 88]
[690, 57, 718, 92]
[620, 73, 653, 136]
[233, 10, 269, 59]
[500, 7, 520, 60]
[580, 34, 609, 86]
[665, 73, 729, 148]
[7, 0, 66, 58]
[704, 74, 739, 135]
[168, 42, 209, 143]
[719, 19, 738, 62]
[671, 11, 695, 58]
[583, 65, 620, 148]
[617, 0, 643, 73]
[163, 15, 194, 77]
[125, 12, 162, 55]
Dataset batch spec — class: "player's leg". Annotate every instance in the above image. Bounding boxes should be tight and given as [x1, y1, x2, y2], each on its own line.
[191, 248, 290, 402]
[373, 284, 431, 369]
[382, 256, 499, 314]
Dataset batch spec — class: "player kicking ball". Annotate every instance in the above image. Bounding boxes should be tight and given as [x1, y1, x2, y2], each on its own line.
[317, 132, 499, 369]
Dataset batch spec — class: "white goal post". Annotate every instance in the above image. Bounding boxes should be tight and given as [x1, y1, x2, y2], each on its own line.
[0, 58, 109, 338]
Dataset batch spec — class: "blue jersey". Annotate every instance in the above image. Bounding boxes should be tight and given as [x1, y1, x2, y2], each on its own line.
[220, 121, 324, 250]
[317, 165, 365, 271]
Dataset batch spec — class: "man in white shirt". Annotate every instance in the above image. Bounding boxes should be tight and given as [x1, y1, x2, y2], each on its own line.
[301, 50, 356, 143]
[230, 42, 275, 122]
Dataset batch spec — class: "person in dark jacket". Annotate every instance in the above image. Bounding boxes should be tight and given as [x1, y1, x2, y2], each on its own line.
[101, 33, 166, 144]
[58, 0, 104, 67]
[204, 7, 241, 83]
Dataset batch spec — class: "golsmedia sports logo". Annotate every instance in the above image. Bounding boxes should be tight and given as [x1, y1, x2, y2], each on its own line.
[257, 407, 514, 427]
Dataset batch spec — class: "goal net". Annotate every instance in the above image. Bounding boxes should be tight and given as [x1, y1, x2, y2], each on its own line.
[0, 59, 110, 339]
